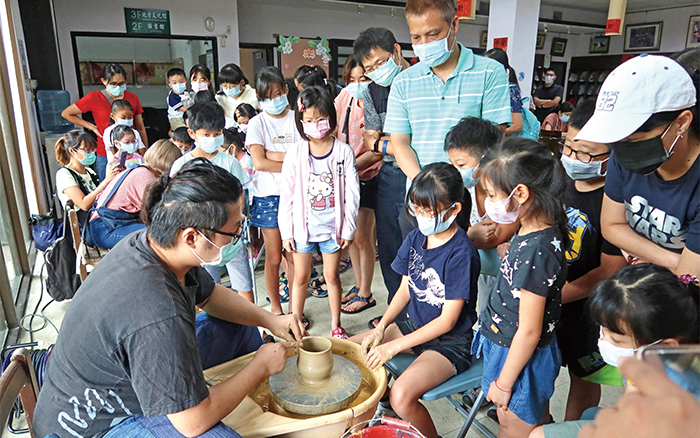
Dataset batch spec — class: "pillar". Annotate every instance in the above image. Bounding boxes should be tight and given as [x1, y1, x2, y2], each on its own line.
[487, 0, 541, 100]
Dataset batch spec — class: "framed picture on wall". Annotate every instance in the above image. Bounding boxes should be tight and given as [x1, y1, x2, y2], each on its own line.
[536, 33, 546, 50]
[480, 30, 488, 48]
[589, 35, 610, 54]
[624, 22, 663, 52]
[550, 38, 567, 56]
[686, 15, 700, 48]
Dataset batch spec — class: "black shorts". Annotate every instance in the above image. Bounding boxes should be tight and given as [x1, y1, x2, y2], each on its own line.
[556, 299, 606, 379]
[396, 317, 472, 374]
[359, 175, 379, 210]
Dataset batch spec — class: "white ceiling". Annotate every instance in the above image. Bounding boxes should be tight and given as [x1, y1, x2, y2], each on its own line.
[539, 0, 698, 13]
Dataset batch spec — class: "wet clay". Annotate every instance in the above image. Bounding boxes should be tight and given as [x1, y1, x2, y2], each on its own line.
[297, 337, 333, 387]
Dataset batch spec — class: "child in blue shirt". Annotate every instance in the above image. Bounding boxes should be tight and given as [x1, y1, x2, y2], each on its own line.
[166, 67, 192, 132]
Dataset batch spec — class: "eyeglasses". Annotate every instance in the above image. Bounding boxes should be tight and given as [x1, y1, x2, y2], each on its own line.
[408, 202, 455, 218]
[559, 141, 610, 164]
[189, 220, 245, 246]
[364, 56, 391, 74]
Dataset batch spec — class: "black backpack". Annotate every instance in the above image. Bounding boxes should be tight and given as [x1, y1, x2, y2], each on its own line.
[43, 168, 98, 301]
[44, 205, 81, 301]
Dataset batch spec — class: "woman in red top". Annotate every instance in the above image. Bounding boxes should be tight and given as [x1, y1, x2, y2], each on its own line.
[62, 63, 149, 181]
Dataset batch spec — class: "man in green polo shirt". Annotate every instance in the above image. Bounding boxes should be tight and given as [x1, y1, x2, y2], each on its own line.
[385, 0, 512, 182]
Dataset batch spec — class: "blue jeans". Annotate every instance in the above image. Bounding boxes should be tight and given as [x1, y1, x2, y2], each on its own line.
[95, 154, 108, 182]
[88, 216, 146, 249]
[102, 415, 242, 438]
[374, 163, 406, 303]
[94, 312, 262, 438]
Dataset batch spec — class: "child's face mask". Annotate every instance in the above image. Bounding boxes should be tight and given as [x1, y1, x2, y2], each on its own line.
[117, 140, 138, 154]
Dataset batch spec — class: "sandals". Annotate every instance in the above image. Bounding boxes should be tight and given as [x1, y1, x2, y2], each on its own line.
[341, 294, 376, 314]
[341, 286, 359, 304]
[310, 284, 328, 298]
[331, 327, 349, 339]
[338, 258, 352, 274]
[309, 276, 325, 289]
[312, 255, 324, 266]
[301, 314, 311, 330]
[310, 267, 319, 278]
[368, 317, 381, 330]
[266, 284, 289, 303]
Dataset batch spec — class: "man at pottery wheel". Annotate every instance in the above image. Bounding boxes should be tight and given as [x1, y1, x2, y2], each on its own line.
[34, 159, 304, 438]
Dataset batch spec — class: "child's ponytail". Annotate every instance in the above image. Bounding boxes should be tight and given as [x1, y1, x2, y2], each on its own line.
[54, 130, 97, 166]
[55, 136, 70, 165]
[140, 173, 169, 227]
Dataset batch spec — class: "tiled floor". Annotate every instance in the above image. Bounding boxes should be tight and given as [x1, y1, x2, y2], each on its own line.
[5, 253, 623, 437]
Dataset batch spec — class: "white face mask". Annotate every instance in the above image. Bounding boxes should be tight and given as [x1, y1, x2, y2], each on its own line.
[116, 140, 138, 155]
[196, 134, 224, 154]
[597, 332, 663, 368]
[191, 82, 210, 92]
[190, 230, 226, 266]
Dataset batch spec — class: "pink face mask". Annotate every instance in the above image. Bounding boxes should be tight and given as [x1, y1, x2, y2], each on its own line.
[484, 186, 521, 224]
[302, 118, 331, 139]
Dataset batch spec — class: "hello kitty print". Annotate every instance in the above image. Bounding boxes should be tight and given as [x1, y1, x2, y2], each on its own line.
[308, 171, 334, 211]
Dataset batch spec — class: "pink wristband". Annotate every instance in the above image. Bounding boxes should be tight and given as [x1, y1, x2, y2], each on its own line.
[495, 378, 512, 393]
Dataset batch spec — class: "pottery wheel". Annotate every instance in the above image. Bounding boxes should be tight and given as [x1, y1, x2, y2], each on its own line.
[269, 354, 362, 415]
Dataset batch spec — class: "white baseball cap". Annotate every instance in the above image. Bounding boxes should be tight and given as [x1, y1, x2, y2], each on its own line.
[575, 54, 696, 144]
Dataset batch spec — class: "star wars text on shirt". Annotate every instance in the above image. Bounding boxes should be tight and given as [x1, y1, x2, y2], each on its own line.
[625, 195, 686, 250]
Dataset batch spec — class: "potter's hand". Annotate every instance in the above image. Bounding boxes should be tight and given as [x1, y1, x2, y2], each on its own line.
[282, 239, 296, 253]
[360, 324, 385, 360]
[252, 342, 291, 376]
[268, 313, 305, 342]
[364, 342, 398, 372]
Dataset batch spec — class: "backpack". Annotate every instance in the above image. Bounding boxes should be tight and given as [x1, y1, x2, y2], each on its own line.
[517, 97, 541, 140]
[44, 206, 81, 301]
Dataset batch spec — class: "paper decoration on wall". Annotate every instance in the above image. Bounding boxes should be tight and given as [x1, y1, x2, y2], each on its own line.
[308, 38, 332, 66]
[278, 35, 300, 54]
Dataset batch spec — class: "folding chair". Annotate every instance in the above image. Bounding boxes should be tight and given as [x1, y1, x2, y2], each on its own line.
[384, 353, 496, 438]
[0, 349, 39, 437]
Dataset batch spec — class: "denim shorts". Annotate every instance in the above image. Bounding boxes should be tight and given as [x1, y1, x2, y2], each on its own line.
[295, 238, 339, 254]
[397, 317, 472, 375]
[472, 329, 562, 425]
[250, 195, 279, 229]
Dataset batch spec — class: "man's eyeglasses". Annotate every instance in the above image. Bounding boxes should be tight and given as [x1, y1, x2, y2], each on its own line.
[364, 57, 391, 74]
[559, 141, 610, 164]
[192, 220, 245, 246]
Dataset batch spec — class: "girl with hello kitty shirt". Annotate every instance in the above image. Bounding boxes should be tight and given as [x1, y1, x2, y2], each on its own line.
[279, 86, 360, 339]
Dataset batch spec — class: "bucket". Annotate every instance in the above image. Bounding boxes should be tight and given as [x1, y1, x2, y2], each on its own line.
[37, 90, 73, 134]
[342, 417, 426, 438]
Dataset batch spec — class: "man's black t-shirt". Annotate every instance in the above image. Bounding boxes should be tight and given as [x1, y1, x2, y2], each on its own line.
[481, 227, 567, 348]
[533, 84, 564, 122]
[34, 230, 215, 438]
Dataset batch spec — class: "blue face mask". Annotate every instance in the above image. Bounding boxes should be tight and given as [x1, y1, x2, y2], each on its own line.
[561, 114, 570, 123]
[260, 94, 289, 115]
[197, 134, 224, 154]
[106, 84, 126, 96]
[346, 82, 370, 100]
[224, 85, 242, 98]
[171, 82, 187, 94]
[117, 140, 138, 155]
[412, 25, 455, 68]
[457, 165, 479, 189]
[78, 150, 96, 166]
[560, 153, 608, 181]
[115, 118, 133, 126]
[365, 55, 402, 87]
[414, 203, 457, 236]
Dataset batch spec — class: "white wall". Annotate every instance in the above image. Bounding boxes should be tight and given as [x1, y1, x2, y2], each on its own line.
[237, 0, 489, 53]
[54, 0, 240, 102]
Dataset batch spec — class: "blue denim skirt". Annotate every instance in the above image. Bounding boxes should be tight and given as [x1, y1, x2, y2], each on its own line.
[472, 329, 562, 425]
[250, 195, 280, 229]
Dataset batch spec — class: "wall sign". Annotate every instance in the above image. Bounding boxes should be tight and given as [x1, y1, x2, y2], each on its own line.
[124, 8, 171, 35]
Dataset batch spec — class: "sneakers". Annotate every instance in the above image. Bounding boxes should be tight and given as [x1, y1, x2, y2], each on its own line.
[331, 327, 349, 339]
[369, 400, 397, 426]
[461, 388, 494, 409]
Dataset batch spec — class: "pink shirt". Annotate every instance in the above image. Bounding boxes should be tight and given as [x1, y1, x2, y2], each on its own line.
[334, 88, 382, 181]
[89, 167, 156, 221]
[542, 113, 568, 132]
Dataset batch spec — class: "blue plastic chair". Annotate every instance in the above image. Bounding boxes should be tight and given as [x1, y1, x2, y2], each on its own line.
[384, 353, 496, 438]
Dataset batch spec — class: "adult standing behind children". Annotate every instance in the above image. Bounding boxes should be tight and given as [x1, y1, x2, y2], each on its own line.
[385, 0, 512, 188]
[335, 56, 383, 314]
[61, 63, 148, 181]
[216, 63, 261, 119]
[576, 53, 700, 278]
[532, 69, 564, 123]
[352, 27, 412, 328]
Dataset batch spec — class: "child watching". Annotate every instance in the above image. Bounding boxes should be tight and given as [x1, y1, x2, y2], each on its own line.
[351, 162, 478, 438]
[166, 67, 192, 132]
[246, 66, 302, 315]
[531, 263, 699, 438]
[234, 103, 257, 135]
[473, 137, 569, 438]
[171, 127, 194, 155]
[106, 125, 144, 173]
[444, 117, 518, 315]
[222, 128, 254, 183]
[556, 99, 628, 422]
[189, 64, 212, 93]
[103, 99, 146, 163]
[280, 86, 360, 339]
[542, 102, 574, 132]
[216, 63, 260, 118]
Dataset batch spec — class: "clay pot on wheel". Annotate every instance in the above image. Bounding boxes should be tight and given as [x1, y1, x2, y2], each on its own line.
[297, 337, 334, 387]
